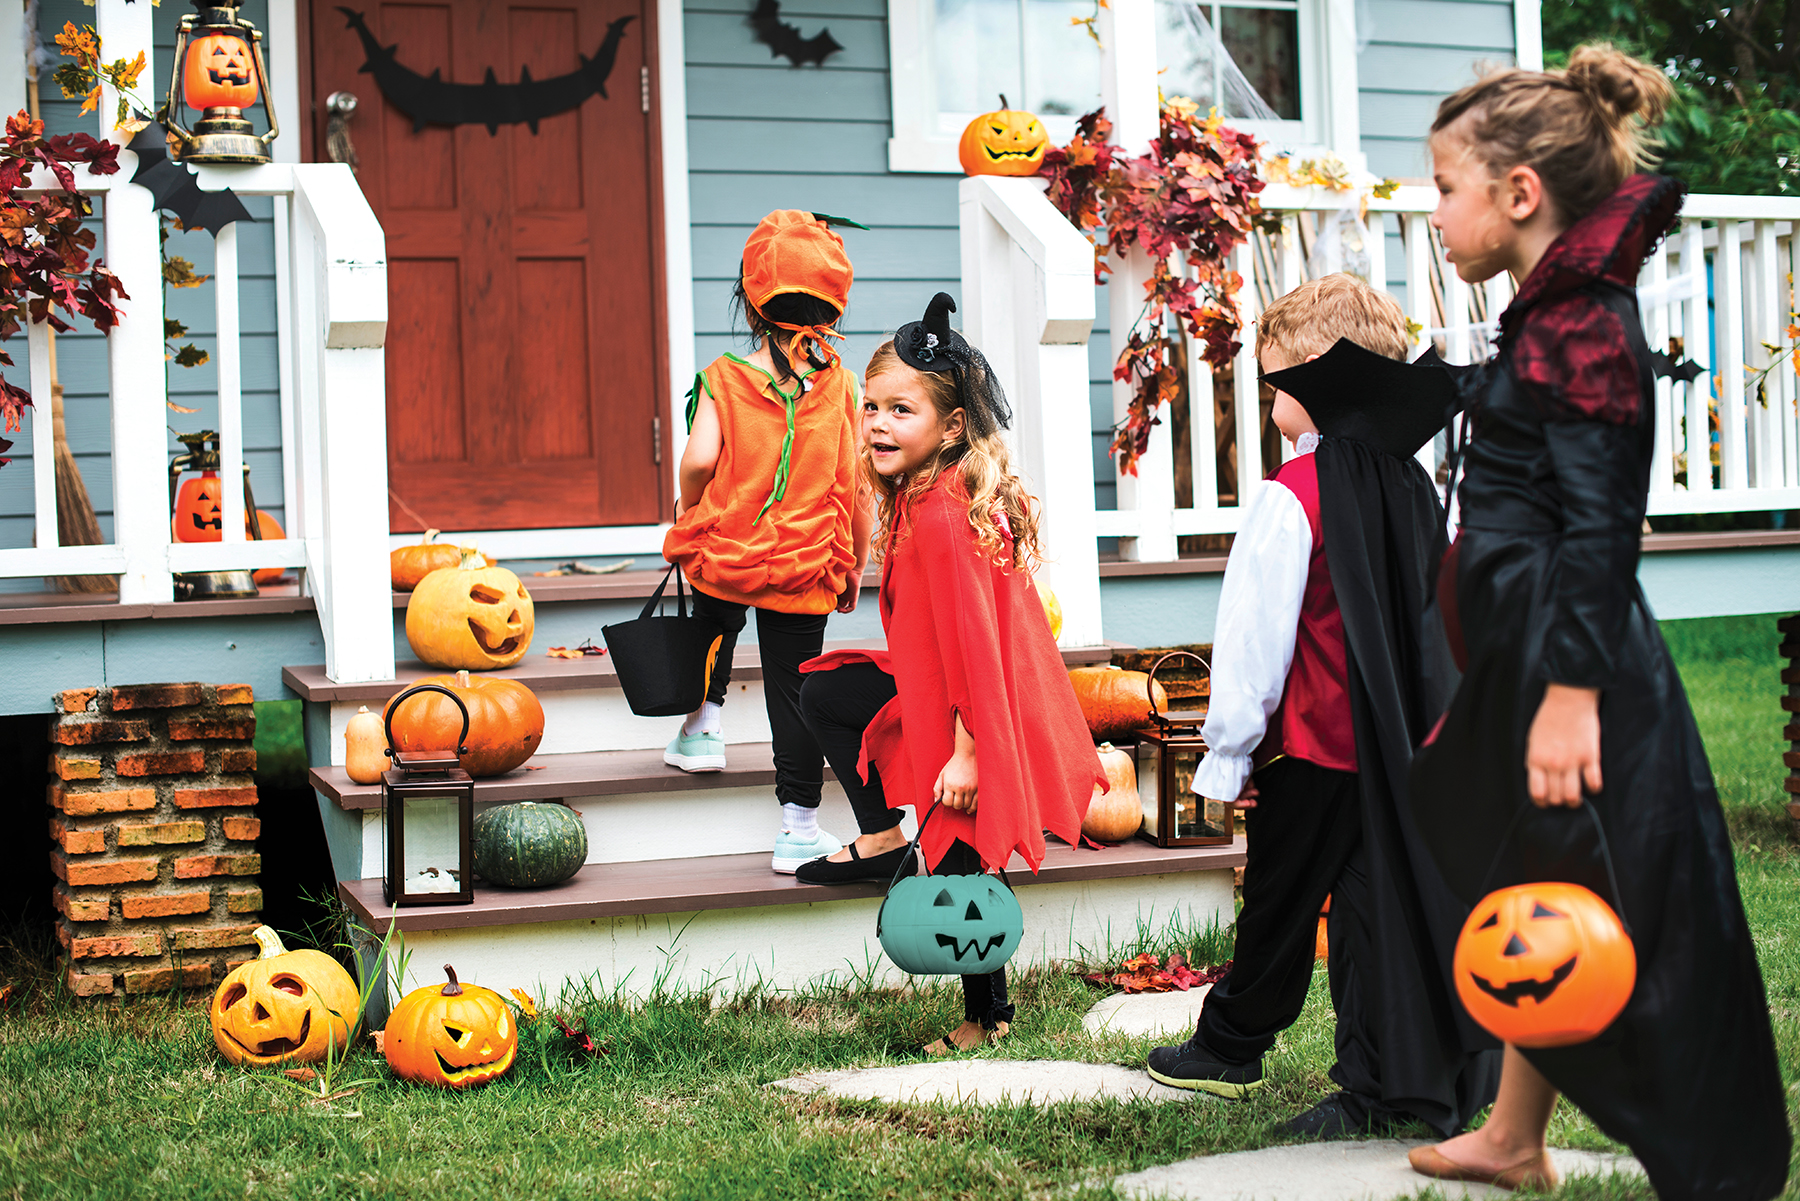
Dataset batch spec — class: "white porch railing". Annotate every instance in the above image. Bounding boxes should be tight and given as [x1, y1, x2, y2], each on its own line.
[10, 146, 394, 684]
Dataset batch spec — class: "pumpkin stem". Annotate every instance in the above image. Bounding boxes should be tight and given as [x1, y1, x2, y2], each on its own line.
[457, 546, 484, 569]
[454, 670, 472, 687]
[1098, 742, 1116, 752]
[442, 964, 463, 996]
[999, 93, 1008, 109]
[422, 528, 440, 545]
[252, 925, 286, 960]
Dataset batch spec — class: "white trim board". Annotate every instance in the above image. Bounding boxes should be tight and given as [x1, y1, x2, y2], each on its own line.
[1512, 0, 1543, 69]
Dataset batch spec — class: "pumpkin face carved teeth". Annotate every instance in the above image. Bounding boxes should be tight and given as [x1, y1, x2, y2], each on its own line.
[934, 932, 1009, 962]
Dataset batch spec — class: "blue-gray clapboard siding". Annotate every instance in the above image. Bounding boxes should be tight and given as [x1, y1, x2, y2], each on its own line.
[1358, 0, 1516, 179]
[3, 0, 284, 590]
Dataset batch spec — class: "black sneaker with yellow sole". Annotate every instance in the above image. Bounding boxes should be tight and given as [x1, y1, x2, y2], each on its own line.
[1145, 1034, 1265, 1098]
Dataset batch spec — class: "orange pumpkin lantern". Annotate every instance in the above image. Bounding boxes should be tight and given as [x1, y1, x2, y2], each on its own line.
[383, 964, 517, 1088]
[1068, 665, 1169, 743]
[959, 96, 1049, 177]
[209, 926, 361, 1068]
[405, 548, 536, 670]
[384, 669, 545, 777]
[184, 31, 259, 111]
[1454, 881, 1635, 1048]
[173, 471, 226, 542]
[1081, 742, 1141, 842]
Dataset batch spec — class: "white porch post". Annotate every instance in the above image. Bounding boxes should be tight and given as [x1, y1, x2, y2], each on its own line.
[97, 0, 173, 602]
[1098, 0, 1177, 562]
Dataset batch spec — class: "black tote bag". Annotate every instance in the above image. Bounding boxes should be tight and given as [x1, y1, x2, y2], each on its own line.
[601, 566, 727, 717]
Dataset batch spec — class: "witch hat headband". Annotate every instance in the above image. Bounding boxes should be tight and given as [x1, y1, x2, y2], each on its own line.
[893, 292, 1013, 438]
[1261, 338, 1469, 459]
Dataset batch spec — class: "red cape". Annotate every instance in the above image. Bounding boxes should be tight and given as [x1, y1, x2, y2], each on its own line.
[803, 478, 1103, 871]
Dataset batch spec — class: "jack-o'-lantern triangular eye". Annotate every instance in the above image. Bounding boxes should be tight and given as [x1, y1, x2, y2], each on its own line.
[1478, 912, 1499, 929]
[933, 889, 954, 907]
[1502, 934, 1529, 957]
[1531, 902, 1566, 919]
[964, 901, 983, 921]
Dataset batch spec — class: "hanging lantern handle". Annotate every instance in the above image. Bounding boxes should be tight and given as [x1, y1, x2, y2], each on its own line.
[1144, 650, 1211, 727]
[383, 683, 471, 764]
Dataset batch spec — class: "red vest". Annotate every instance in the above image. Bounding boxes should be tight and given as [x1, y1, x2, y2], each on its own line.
[1256, 455, 1357, 774]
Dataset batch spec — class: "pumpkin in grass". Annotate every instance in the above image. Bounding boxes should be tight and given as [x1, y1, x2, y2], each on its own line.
[384, 670, 545, 777]
[1081, 742, 1141, 842]
[405, 548, 535, 669]
[210, 926, 360, 1067]
[383, 964, 516, 1088]
[391, 530, 498, 591]
[958, 95, 1049, 176]
[474, 801, 588, 887]
[1068, 665, 1168, 742]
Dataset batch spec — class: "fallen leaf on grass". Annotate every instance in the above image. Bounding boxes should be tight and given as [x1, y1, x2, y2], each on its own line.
[509, 988, 539, 1018]
[550, 1013, 609, 1059]
[371, 1029, 385, 1053]
[0, 983, 15, 1006]
[283, 1067, 318, 1083]
[1081, 952, 1230, 994]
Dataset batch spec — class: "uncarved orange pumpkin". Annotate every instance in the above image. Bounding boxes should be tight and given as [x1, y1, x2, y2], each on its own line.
[385, 669, 545, 777]
[1454, 881, 1635, 1048]
[184, 31, 259, 110]
[383, 964, 516, 1088]
[405, 548, 535, 669]
[250, 510, 286, 584]
[209, 926, 360, 1068]
[1068, 665, 1169, 742]
[959, 96, 1049, 176]
[1081, 742, 1141, 842]
[392, 530, 461, 591]
[344, 705, 387, 784]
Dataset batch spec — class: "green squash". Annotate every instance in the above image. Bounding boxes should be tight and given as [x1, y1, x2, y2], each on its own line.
[473, 802, 588, 888]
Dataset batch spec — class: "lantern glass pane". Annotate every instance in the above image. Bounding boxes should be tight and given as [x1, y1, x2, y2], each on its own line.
[1170, 748, 1202, 838]
[401, 795, 464, 895]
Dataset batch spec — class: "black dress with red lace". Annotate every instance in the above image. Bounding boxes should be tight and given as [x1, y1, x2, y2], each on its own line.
[1410, 174, 1789, 1200]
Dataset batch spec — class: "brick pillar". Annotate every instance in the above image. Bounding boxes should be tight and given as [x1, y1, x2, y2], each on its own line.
[48, 683, 263, 999]
[1783, 616, 1800, 842]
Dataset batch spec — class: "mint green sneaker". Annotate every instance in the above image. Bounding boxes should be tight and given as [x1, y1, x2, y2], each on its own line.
[772, 828, 843, 875]
[664, 730, 726, 772]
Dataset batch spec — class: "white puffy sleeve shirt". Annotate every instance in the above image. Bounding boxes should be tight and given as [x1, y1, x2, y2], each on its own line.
[1191, 464, 1313, 802]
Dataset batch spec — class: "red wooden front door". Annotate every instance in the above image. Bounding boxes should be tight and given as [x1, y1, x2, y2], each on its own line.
[310, 0, 665, 532]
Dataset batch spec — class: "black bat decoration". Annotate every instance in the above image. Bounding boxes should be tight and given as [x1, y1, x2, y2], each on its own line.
[1468, 955, 1578, 1008]
[1651, 349, 1706, 384]
[128, 128, 254, 236]
[338, 8, 635, 135]
[749, 0, 843, 68]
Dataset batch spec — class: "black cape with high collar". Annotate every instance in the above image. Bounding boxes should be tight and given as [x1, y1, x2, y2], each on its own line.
[1410, 174, 1789, 1200]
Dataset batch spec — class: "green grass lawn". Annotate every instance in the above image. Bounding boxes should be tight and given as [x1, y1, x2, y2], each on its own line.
[1, 616, 1795, 1199]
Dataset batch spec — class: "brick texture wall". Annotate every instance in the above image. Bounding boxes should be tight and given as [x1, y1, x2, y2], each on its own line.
[48, 683, 262, 998]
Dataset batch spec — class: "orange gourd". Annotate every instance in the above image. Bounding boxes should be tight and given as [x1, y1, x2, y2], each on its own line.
[343, 705, 388, 785]
[383, 964, 516, 1088]
[959, 96, 1049, 176]
[250, 510, 285, 584]
[384, 669, 545, 777]
[1068, 665, 1168, 742]
[184, 32, 259, 110]
[1453, 881, 1636, 1048]
[1081, 742, 1142, 842]
[209, 926, 361, 1067]
[404, 548, 535, 669]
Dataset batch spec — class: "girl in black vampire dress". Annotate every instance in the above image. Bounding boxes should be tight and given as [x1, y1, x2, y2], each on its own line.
[1406, 45, 1789, 1200]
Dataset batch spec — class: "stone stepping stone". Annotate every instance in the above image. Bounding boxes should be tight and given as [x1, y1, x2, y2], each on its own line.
[1082, 985, 1212, 1039]
[1113, 1139, 1646, 1201]
[773, 1059, 1198, 1106]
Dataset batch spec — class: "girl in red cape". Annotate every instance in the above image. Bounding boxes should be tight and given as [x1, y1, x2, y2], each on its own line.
[796, 292, 1104, 1054]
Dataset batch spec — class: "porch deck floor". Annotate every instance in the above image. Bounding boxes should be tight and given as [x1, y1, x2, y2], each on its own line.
[337, 836, 1247, 932]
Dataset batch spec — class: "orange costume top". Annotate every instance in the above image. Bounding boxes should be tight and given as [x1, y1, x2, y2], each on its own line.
[662, 353, 861, 614]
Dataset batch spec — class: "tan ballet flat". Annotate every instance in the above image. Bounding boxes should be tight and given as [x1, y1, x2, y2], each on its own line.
[923, 1020, 1009, 1057]
[1409, 1145, 1560, 1193]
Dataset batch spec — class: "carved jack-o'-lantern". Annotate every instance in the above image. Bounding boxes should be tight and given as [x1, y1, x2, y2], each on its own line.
[878, 872, 1024, 976]
[209, 926, 361, 1067]
[184, 32, 259, 110]
[958, 96, 1049, 177]
[1454, 881, 1635, 1048]
[173, 471, 226, 543]
[383, 964, 517, 1088]
[405, 548, 536, 670]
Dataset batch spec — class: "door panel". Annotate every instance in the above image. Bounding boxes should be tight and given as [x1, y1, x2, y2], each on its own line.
[310, 0, 663, 532]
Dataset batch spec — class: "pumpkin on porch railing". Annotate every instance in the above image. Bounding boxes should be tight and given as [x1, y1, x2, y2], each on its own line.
[383, 964, 517, 1088]
[405, 549, 536, 669]
[184, 31, 259, 111]
[1068, 664, 1168, 743]
[384, 669, 545, 777]
[959, 96, 1049, 177]
[210, 925, 361, 1068]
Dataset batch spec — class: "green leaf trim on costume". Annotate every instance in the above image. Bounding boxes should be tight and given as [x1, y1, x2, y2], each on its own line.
[684, 370, 713, 434]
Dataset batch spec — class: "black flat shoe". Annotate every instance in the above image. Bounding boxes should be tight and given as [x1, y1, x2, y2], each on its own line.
[1272, 1091, 1398, 1141]
[1145, 1034, 1264, 1098]
[794, 842, 910, 884]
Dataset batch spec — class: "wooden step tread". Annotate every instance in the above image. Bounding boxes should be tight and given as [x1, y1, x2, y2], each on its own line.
[313, 742, 810, 811]
[283, 640, 1123, 702]
[338, 836, 1247, 932]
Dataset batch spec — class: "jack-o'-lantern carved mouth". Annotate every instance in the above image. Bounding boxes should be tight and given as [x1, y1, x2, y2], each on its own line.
[982, 146, 1042, 162]
[1468, 956, 1578, 1007]
[208, 66, 252, 85]
[466, 585, 526, 656]
[935, 932, 1008, 962]
[433, 1022, 516, 1080]
[219, 1003, 312, 1058]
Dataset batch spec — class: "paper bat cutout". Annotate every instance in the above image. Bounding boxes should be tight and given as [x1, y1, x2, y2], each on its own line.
[749, 0, 843, 67]
[1650, 350, 1706, 384]
[128, 128, 254, 236]
[338, 8, 635, 135]
[1468, 955, 1578, 1008]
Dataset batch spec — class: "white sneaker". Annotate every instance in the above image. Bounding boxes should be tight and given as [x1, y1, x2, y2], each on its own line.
[771, 828, 842, 874]
[664, 731, 725, 772]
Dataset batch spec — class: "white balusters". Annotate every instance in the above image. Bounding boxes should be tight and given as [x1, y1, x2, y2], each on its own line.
[1680, 218, 1713, 498]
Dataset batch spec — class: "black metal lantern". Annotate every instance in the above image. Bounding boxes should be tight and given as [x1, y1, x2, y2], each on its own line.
[1134, 651, 1235, 848]
[382, 684, 475, 906]
[162, 0, 280, 164]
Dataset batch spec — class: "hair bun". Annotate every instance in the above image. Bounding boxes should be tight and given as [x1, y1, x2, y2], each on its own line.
[1565, 43, 1673, 127]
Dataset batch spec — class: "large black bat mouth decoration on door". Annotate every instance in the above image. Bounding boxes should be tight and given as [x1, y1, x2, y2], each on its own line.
[338, 7, 635, 135]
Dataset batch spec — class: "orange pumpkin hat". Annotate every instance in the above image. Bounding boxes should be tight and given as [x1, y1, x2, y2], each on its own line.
[741, 210, 862, 369]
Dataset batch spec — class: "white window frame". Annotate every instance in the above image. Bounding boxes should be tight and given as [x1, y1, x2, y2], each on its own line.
[887, 0, 1361, 172]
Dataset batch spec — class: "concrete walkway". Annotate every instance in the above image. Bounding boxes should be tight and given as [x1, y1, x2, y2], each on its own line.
[773, 1059, 1198, 1106]
[1082, 986, 1212, 1039]
[1114, 1140, 1646, 1201]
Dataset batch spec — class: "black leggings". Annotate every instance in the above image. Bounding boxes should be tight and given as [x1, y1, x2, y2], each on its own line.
[690, 587, 828, 809]
[799, 662, 1014, 1029]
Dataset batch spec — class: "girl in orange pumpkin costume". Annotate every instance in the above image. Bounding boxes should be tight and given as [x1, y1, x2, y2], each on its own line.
[663, 211, 875, 874]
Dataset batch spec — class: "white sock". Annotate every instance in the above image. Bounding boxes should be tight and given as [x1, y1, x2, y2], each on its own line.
[781, 803, 819, 839]
[683, 701, 723, 737]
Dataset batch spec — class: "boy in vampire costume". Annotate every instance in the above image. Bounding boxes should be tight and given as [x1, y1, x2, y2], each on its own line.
[1147, 275, 1500, 1139]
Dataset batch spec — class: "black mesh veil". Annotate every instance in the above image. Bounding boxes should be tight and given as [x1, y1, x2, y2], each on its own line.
[894, 292, 1014, 438]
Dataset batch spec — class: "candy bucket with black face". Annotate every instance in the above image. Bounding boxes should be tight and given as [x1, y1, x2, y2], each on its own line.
[875, 800, 1023, 976]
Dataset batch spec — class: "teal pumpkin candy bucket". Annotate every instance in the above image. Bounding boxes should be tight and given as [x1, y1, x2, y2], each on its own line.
[877, 801, 1024, 976]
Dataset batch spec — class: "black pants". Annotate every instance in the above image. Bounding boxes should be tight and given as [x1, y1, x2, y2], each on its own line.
[1198, 756, 1378, 1105]
[799, 663, 1013, 1029]
[690, 587, 828, 809]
